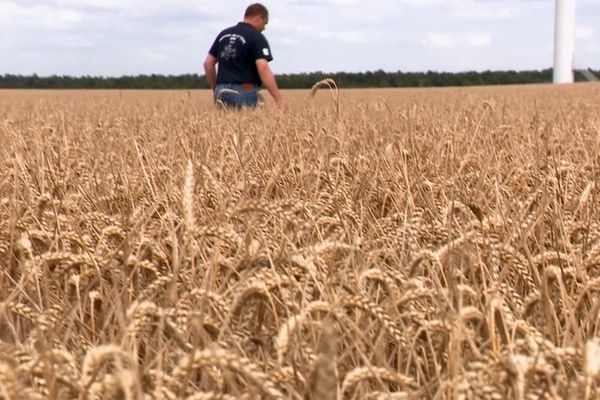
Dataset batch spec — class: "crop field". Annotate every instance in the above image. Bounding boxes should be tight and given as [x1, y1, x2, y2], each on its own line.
[0, 83, 599, 399]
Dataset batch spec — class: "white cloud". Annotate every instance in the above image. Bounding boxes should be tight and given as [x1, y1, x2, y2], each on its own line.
[142, 50, 168, 63]
[394, 0, 448, 6]
[328, 0, 363, 4]
[466, 34, 491, 47]
[423, 33, 457, 48]
[423, 33, 490, 48]
[576, 27, 594, 40]
[54, 0, 124, 10]
[318, 30, 370, 44]
[452, 3, 519, 20]
[0, 1, 84, 30]
[54, 0, 218, 13]
[0, 0, 598, 75]
[280, 37, 301, 45]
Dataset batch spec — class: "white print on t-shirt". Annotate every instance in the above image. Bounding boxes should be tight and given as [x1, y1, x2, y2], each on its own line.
[221, 44, 236, 61]
[263, 48, 270, 56]
[219, 33, 247, 44]
[219, 33, 248, 61]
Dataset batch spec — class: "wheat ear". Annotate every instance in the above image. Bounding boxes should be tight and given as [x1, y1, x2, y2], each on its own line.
[308, 78, 340, 116]
[171, 347, 283, 398]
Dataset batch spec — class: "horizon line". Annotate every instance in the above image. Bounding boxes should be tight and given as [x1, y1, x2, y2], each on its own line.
[1, 67, 582, 79]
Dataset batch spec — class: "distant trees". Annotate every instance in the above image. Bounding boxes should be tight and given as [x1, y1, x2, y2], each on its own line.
[265, 68, 582, 88]
[0, 69, 596, 89]
[0, 74, 205, 89]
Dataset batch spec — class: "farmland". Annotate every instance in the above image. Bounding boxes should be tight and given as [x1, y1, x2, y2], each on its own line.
[0, 83, 599, 399]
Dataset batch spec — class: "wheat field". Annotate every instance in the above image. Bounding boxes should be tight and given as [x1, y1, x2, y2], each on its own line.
[0, 83, 599, 399]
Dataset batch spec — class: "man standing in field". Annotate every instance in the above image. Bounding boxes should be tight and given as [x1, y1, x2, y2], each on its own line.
[203, 3, 285, 109]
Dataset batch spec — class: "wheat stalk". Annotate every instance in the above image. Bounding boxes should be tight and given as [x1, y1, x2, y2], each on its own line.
[308, 78, 340, 116]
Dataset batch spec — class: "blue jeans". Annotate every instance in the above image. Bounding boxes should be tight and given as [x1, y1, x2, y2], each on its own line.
[214, 83, 259, 108]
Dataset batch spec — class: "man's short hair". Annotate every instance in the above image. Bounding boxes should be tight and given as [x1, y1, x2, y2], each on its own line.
[244, 3, 268, 19]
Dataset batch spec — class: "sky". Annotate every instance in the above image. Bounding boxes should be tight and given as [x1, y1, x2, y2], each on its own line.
[0, 0, 598, 76]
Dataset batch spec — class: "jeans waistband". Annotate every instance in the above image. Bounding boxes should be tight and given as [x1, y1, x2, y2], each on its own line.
[216, 83, 257, 92]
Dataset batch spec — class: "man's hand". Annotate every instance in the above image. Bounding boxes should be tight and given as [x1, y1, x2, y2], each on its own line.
[256, 59, 284, 109]
[273, 93, 286, 110]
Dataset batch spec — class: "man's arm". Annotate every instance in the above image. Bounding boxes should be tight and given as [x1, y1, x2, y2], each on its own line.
[256, 59, 284, 109]
[203, 54, 218, 91]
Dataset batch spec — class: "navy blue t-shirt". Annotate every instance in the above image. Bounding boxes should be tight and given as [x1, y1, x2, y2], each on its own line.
[209, 22, 273, 86]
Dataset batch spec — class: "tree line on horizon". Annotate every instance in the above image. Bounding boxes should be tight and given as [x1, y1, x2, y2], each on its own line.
[0, 69, 597, 89]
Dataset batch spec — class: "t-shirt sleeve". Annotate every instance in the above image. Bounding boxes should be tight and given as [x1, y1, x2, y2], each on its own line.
[254, 34, 274, 62]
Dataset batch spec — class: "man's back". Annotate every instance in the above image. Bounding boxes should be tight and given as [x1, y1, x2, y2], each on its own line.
[203, 3, 284, 109]
[209, 22, 273, 86]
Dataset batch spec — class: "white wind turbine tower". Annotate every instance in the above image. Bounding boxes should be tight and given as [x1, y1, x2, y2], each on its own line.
[553, 0, 575, 83]
[554, 0, 599, 83]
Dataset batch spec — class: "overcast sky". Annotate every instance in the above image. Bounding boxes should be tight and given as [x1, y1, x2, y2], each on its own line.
[0, 0, 598, 76]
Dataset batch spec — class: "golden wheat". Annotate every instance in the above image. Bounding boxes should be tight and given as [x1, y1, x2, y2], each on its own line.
[1, 85, 599, 399]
